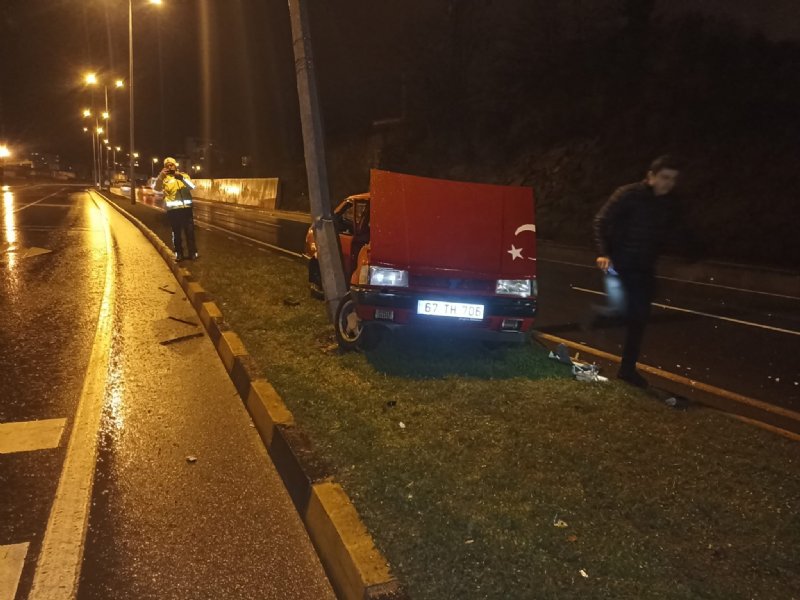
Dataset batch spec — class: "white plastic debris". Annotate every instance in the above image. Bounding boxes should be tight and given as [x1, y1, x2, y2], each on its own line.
[186, 455, 197, 463]
[580, 569, 589, 578]
[553, 519, 568, 529]
[399, 422, 406, 429]
[572, 363, 608, 383]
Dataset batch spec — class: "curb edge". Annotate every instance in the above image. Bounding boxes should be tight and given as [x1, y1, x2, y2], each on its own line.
[94, 191, 405, 600]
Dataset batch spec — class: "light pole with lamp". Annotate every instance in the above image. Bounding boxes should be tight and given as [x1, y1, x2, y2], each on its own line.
[129, 0, 164, 204]
[82, 109, 97, 185]
[0, 145, 10, 188]
[151, 157, 159, 178]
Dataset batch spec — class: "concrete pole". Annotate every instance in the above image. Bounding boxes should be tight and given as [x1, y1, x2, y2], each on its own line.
[128, 0, 136, 204]
[287, 0, 347, 322]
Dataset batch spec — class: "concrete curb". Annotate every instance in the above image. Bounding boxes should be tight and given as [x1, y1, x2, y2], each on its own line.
[94, 191, 405, 600]
[535, 331, 800, 440]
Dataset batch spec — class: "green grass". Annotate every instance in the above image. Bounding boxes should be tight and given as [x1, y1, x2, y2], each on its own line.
[113, 197, 800, 600]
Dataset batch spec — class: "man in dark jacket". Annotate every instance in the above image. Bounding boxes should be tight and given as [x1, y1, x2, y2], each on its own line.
[593, 155, 683, 388]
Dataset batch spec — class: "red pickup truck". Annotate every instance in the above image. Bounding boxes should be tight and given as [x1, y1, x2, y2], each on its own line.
[304, 170, 538, 349]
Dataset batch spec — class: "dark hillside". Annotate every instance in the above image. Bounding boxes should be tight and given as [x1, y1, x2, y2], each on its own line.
[284, 0, 800, 268]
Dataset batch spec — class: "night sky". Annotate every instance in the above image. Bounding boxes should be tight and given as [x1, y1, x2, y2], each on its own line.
[0, 0, 797, 174]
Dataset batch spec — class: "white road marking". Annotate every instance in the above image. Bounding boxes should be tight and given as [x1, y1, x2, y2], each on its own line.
[255, 219, 279, 228]
[12, 190, 65, 213]
[542, 257, 800, 301]
[0, 419, 67, 454]
[0, 543, 29, 600]
[29, 196, 116, 600]
[572, 286, 800, 336]
[200, 221, 303, 258]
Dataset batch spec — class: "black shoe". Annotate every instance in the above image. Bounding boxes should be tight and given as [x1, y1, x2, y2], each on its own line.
[617, 369, 648, 388]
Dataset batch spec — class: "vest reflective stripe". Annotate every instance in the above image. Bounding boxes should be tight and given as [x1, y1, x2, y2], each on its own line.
[165, 198, 193, 209]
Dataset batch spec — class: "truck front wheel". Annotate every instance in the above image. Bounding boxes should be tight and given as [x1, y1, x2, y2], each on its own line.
[334, 292, 382, 351]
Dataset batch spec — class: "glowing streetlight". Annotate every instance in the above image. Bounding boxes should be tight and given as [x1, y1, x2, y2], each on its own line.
[0, 145, 9, 188]
[96, 126, 104, 135]
[83, 127, 89, 132]
[127, 0, 165, 203]
[102, 111, 110, 120]
[133, 152, 139, 158]
[82, 108, 92, 118]
[115, 79, 125, 88]
[85, 72, 98, 85]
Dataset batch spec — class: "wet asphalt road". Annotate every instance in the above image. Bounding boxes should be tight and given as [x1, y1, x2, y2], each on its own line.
[1, 185, 334, 599]
[534, 257, 800, 411]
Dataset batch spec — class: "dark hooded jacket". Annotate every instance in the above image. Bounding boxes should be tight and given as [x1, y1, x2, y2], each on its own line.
[593, 181, 685, 272]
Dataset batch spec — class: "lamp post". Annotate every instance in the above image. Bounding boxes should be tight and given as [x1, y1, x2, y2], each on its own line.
[151, 157, 159, 177]
[0, 145, 10, 188]
[128, 0, 164, 203]
[82, 109, 97, 185]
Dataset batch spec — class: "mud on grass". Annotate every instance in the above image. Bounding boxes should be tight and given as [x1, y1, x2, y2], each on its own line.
[114, 197, 800, 600]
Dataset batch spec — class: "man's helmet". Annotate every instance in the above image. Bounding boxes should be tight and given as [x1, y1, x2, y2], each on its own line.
[164, 157, 178, 167]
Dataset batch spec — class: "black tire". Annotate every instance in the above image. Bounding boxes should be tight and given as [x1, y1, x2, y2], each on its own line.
[334, 292, 382, 351]
[308, 259, 324, 300]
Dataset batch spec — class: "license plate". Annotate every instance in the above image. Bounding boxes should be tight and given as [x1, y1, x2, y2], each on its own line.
[417, 300, 484, 320]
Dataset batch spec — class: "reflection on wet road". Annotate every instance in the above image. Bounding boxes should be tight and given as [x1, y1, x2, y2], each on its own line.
[1, 185, 334, 600]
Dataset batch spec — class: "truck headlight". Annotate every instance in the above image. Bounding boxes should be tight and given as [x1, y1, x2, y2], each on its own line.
[369, 267, 408, 287]
[495, 279, 533, 297]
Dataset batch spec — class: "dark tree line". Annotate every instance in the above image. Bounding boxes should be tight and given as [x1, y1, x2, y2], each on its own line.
[302, 0, 800, 266]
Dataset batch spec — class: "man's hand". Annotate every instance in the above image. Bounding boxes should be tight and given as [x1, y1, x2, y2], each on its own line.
[596, 256, 612, 271]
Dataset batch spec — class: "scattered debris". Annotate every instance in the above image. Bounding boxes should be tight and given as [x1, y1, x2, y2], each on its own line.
[548, 343, 574, 365]
[549, 344, 608, 382]
[399, 422, 406, 429]
[465, 539, 474, 544]
[566, 535, 578, 543]
[386, 400, 397, 408]
[579, 569, 589, 578]
[186, 455, 198, 463]
[572, 363, 608, 383]
[553, 519, 568, 529]
[158, 285, 176, 295]
[168, 316, 199, 327]
[160, 332, 204, 346]
[283, 298, 301, 307]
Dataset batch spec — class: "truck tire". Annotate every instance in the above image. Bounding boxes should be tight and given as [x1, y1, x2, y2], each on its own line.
[334, 292, 382, 351]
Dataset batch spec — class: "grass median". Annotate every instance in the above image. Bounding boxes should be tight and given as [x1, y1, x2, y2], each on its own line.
[108, 195, 800, 600]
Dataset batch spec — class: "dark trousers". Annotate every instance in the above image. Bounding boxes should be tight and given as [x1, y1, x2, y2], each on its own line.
[617, 269, 655, 373]
[167, 207, 196, 257]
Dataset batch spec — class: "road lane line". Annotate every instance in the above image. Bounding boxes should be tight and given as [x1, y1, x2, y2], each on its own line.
[0, 419, 67, 454]
[198, 221, 303, 258]
[29, 196, 116, 600]
[12, 190, 65, 213]
[571, 286, 800, 336]
[0, 543, 29, 600]
[542, 257, 800, 301]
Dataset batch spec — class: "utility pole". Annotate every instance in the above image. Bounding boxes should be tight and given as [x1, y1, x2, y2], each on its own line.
[287, 0, 347, 322]
[128, 0, 136, 204]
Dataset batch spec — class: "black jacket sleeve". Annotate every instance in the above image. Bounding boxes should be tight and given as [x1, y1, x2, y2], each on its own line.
[593, 186, 630, 257]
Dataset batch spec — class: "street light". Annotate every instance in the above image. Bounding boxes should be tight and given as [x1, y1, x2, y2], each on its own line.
[86, 73, 126, 186]
[128, 0, 165, 203]
[0, 145, 10, 188]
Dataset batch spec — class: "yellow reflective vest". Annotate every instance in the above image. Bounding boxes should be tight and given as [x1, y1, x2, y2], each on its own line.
[154, 172, 196, 210]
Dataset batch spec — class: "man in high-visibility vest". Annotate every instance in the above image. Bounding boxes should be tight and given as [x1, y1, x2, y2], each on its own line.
[154, 157, 198, 260]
